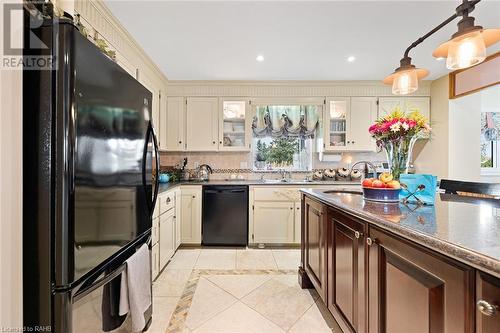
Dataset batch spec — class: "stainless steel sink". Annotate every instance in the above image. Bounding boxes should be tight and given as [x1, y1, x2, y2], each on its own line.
[261, 179, 290, 184]
[261, 179, 314, 184]
[323, 190, 363, 195]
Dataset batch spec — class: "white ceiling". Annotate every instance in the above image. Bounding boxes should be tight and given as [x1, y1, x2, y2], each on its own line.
[105, 1, 500, 81]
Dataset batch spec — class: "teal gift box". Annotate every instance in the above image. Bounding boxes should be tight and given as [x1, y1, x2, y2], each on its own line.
[399, 174, 437, 205]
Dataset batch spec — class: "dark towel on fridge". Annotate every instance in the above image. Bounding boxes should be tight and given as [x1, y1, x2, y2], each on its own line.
[102, 273, 127, 332]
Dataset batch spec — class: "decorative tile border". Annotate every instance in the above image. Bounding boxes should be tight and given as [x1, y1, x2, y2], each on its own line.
[165, 269, 296, 333]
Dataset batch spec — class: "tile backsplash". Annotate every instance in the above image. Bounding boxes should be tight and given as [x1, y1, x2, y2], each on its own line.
[159, 151, 383, 180]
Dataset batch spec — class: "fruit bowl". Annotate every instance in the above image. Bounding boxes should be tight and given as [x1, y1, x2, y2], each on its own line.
[361, 173, 401, 203]
[362, 187, 401, 203]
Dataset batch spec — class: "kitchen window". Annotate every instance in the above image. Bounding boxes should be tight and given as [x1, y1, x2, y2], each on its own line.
[481, 112, 500, 174]
[251, 104, 321, 171]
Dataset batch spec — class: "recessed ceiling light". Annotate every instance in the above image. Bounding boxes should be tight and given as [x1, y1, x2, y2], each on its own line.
[347, 56, 356, 63]
[256, 55, 265, 62]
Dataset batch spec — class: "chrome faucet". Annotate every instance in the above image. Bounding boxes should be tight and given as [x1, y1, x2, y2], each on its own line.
[280, 169, 292, 182]
[350, 161, 377, 179]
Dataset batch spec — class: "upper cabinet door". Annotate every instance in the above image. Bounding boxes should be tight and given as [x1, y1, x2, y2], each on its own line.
[165, 97, 185, 151]
[186, 97, 219, 151]
[324, 97, 350, 151]
[378, 97, 431, 139]
[349, 97, 378, 151]
[404, 97, 430, 122]
[378, 97, 430, 121]
[219, 98, 251, 151]
[378, 97, 403, 117]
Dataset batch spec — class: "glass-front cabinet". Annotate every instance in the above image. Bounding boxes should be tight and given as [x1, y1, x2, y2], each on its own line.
[219, 98, 251, 151]
[324, 97, 350, 151]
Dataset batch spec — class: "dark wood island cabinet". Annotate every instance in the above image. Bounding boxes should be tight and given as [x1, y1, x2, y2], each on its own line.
[299, 192, 500, 333]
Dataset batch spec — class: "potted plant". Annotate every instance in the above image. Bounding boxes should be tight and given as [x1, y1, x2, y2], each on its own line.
[369, 107, 431, 180]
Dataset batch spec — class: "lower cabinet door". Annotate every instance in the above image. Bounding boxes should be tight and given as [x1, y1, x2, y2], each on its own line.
[253, 201, 295, 243]
[476, 272, 500, 333]
[152, 217, 159, 245]
[181, 187, 202, 244]
[174, 188, 182, 249]
[151, 243, 159, 280]
[328, 208, 367, 333]
[159, 212, 175, 269]
[294, 202, 301, 243]
[303, 197, 327, 302]
[367, 227, 474, 333]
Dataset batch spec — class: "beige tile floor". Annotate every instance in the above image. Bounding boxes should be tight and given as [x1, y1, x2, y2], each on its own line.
[149, 248, 338, 333]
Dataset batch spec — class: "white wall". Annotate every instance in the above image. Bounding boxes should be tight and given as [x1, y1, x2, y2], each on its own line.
[448, 92, 483, 181]
[413, 75, 449, 179]
[0, 0, 23, 329]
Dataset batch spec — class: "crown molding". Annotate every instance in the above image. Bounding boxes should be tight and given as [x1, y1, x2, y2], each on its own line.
[74, 0, 168, 84]
[165, 80, 431, 97]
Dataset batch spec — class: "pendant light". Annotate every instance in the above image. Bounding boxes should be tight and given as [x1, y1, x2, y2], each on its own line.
[383, 0, 499, 95]
[383, 57, 429, 95]
[433, 1, 500, 69]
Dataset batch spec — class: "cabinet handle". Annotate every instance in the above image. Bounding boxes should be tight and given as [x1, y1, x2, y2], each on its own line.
[296, 207, 300, 210]
[354, 231, 363, 239]
[220, 141, 222, 144]
[178, 141, 182, 144]
[290, 207, 293, 210]
[166, 197, 171, 203]
[212, 141, 216, 144]
[477, 300, 498, 316]
[366, 237, 374, 246]
[192, 195, 195, 199]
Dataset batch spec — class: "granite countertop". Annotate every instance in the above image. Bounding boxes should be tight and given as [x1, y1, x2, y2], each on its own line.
[158, 179, 361, 194]
[301, 188, 500, 278]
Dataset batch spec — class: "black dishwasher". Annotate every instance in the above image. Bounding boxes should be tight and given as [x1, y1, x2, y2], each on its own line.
[202, 185, 248, 246]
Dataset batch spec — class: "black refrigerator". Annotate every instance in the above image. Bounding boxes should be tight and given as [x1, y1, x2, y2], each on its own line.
[23, 13, 159, 333]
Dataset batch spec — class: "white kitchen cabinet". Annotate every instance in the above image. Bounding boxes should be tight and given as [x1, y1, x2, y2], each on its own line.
[174, 188, 182, 249]
[180, 186, 202, 244]
[159, 210, 175, 269]
[349, 97, 378, 151]
[152, 243, 159, 280]
[324, 97, 377, 152]
[186, 97, 219, 151]
[378, 97, 430, 121]
[152, 217, 159, 245]
[165, 97, 186, 151]
[324, 97, 350, 151]
[219, 98, 251, 151]
[139, 76, 162, 145]
[253, 201, 295, 244]
[294, 202, 301, 243]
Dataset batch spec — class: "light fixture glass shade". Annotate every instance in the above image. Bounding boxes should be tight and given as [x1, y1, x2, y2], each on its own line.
[445, 31, 487, 70]
[391, 69, 418, 95]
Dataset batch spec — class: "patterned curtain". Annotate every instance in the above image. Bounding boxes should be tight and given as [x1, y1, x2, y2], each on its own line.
[252, 105, 320, 138]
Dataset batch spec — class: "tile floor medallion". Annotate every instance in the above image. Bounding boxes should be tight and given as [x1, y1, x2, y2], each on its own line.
[151, 248, 338, 333]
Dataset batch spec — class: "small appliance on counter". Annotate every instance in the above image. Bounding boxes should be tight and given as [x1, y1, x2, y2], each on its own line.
[197, 164, 213, 181]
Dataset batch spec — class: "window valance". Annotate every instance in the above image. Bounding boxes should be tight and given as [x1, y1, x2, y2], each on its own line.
[252, 105, 320, 138]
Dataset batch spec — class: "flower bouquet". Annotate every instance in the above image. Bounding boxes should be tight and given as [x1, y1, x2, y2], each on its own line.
[369, 107, 431, 180]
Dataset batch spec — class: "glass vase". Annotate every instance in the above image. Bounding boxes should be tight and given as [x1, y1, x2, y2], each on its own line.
[381, 135, 418, 180]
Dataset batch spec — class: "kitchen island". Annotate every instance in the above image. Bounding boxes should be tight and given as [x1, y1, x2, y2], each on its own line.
[299, 189, 500, 333]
